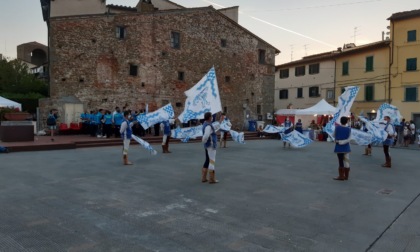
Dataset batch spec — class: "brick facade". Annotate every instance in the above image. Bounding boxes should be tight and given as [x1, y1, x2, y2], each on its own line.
[46, 6, 278, 129]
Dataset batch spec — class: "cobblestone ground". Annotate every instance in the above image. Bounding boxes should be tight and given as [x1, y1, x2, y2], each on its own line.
[0, 140, 419, 251]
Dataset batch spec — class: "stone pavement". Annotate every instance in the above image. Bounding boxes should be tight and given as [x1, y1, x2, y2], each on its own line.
[1, 140, 420, 251]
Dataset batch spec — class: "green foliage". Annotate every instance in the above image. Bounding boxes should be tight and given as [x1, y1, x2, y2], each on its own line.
[0, 58, 48, 97]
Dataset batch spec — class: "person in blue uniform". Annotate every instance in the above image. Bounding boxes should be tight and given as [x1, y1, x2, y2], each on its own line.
[80, 110, 90, 134]
[120, 111, 136, 165]
[160, 120, 172, 153]
[202, 112, 218, 184]
[103, 110, 113, 138]
[333, 116, 352, 181]
[382, 116, 395, 168]
[295, 119, 303, 134]
[113, 108, 123, 138]
[282, 117, 293, 148]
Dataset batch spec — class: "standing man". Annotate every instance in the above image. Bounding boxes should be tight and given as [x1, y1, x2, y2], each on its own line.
[219, 113, 231, 148]
[160, 120, 172, 153]
[113, 108, 123, 138]
[120, 111, 136, 165]
[202, 112, 218, 184]
[382, 116, 395, 168]
[295, 119, 303, 134]
[333, 116, 352, 181]
[47, 109, 58, 142]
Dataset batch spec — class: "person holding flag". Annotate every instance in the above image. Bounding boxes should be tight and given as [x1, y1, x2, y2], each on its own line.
[381, 116, 396, 168]
[333, 116, 352, 181]
[202, 112, 218, 184]
[120, 111, 137, 165]
[160, 120, 172, 153]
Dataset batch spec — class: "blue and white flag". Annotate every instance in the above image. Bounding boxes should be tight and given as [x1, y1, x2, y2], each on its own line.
[178, 67, 222, 123]
[220, 119, 232, 131]
[350, 128, 373, 146]
[263, 125, 285, 133]
[132, 134, 158, 155]
[137, 103, 175, 130]
[325, 86, 359, 136]
[229, 130, 245, 144]
[374, 103, 402, 125]
[171, 125, 203, 141]
[359, 117, 388, 144]
[281, 130, 312, 148]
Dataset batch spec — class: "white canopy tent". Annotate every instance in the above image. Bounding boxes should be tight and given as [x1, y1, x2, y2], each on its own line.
[295, 99, 336, 115]
[274, 109, 298, 115]
[0, 96, 22, 111]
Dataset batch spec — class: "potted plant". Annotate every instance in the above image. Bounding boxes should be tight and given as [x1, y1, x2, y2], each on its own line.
[0, 107, 32, 121]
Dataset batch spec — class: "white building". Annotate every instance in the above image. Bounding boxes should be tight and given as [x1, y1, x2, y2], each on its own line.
[275, 51, 338, 111]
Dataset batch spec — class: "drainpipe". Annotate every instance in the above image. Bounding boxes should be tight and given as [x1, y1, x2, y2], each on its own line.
[388, 21, 394, 104]
[333, 58, 337, 106]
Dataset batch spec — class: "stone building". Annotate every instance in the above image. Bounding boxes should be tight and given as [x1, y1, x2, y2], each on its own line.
[16, 42, 48, 79]
[40, 0, 279, 129]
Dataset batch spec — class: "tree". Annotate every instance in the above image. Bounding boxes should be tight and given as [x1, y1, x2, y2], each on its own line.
[0, 58, 48, 98]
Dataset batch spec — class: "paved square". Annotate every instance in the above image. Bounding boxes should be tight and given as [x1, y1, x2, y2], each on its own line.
[1, 140, 419, 251]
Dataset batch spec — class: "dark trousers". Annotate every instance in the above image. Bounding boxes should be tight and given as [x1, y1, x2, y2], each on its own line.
[103, 124, 112, 138]
[383, 145, 390, 158]
[203, 149, 210, 168]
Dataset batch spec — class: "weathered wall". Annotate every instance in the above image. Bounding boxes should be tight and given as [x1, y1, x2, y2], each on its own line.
[48, 7, 276, 129]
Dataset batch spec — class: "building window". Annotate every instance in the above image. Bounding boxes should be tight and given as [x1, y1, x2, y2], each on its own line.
[279, 89, 288, 99]
[129, 64, 138, 76]
[309, 63, 320, 74]
[280, 69, 289, 79]
[366, 56, 374, 72]
[176, 102, 183, 107]
[365, 85, 374, 101]
[407, 58, 417, 71]
[297, 87, 303, 98]
[178, 71, 184, 81]
[258, 49, 266, 64]
[257, 105, 261, 114]
[221, 39, 227, 47]
[116, 26, 126, 39]
[225, 76, 231, 82]
[408, 30, 417, 42]
[295, 66, 305, 76]
[342, 61, 349, 75]
[171, 31, 180, 49]
[223, 106, 227, 114]
[405, 87, 417, 102]
[326, 89, 334, 100]
[309, 86, 319, 97]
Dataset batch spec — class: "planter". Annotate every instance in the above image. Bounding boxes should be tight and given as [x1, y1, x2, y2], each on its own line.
[3, 112, 32, 121]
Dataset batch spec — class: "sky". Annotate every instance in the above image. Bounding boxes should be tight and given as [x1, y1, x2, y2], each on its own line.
[0, 0, 419, 64]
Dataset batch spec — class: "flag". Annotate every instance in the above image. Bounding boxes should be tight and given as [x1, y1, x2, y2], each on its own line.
[178, 67, 222, 123]
[325, 86, 359, 136]
[350, 128, 373, 146]
[359, 117, 388, 144]
[374, 103, 402, 125]
[281, 130, 312, 148]
[229, 130, 245, 144]
[263, 125, 285, 133]
[171, 125, 203, 141]
[220, 119, 232, 131]
[137, 103, 174, 130]
[131, 135, 157, 155]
